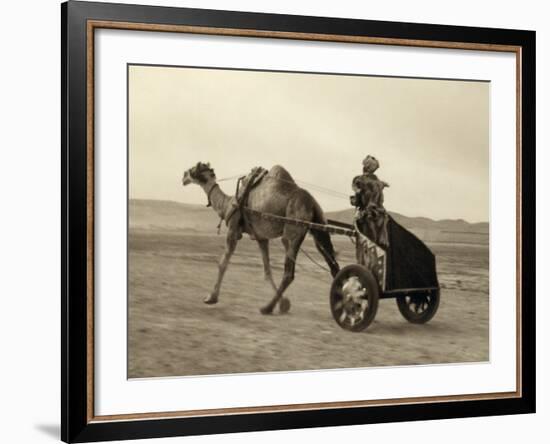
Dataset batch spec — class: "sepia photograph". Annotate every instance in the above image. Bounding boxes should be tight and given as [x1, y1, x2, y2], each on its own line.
[127, 64, 489, 379]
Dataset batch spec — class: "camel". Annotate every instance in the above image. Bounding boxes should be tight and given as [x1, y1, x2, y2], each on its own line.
[182, 162, 340, 314]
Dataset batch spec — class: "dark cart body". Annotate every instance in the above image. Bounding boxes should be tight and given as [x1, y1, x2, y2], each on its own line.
[347, 216, 439, 296]
[384, 217, 439, 292]
[328, 215, 441, 331]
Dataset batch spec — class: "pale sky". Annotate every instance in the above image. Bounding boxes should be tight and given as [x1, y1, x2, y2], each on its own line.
[129, 65, 489, 223]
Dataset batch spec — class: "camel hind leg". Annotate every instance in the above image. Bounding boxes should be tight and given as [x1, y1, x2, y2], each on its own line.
[257, 239, 277, 292]
[311, 229, 340, 277]
[260, 228, 306, 315]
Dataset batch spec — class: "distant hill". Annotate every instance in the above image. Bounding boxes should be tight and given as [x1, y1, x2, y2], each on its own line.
[326, 208, 488, 244]
[130, 199, 221, 233]
[130, 199, 488, 244]
[326, 208, 488, 233]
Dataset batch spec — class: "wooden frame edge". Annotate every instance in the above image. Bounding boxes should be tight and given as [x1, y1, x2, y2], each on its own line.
[90, 391, 519, 423]
[89, 19, 521, 52]
[84, 17, 525, 426]
[516, 46, 523, 398]
[86, 19, 95, 424]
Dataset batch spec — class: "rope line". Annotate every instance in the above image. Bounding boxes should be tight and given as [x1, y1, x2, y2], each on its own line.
[294, 179, 349, 198]
[216, 172, 349, 199]
[216, 174, 244, 182]
[299, 247, 332, 273]
[284, 247, 331, 273]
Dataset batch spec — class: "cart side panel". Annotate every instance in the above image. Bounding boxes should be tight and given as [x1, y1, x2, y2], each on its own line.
[385, 217, 439, 291]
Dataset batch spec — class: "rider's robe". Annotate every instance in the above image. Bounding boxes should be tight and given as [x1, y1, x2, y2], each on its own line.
[351, 173, 389, 248]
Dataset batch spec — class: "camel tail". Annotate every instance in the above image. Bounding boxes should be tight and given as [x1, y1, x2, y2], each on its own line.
[310, 199, 340, 277]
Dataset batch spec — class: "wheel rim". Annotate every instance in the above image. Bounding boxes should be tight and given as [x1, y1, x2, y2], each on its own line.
[333, 276, 369, 328]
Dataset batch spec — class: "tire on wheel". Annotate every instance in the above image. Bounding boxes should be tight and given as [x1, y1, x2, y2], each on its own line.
[396, 289, 440, 324]
[330, 264, 379, 332]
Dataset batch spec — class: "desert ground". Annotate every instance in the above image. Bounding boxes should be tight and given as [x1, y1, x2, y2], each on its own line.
[128, 200, 489, 378]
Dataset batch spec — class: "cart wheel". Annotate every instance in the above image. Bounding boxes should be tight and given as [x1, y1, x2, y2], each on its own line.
[279, 297, 291, 314]
[330, 264, 379, 332]
[396, 289, 440, 324]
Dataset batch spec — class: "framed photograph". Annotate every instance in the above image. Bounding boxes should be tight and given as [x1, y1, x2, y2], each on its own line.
[61, 1, 535, 442]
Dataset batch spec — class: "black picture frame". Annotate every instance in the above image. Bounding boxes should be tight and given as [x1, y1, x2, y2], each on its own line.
[61, 1, 536, 442]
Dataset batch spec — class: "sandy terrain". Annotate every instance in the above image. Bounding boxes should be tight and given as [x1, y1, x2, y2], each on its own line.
[128, 218, 489, 378]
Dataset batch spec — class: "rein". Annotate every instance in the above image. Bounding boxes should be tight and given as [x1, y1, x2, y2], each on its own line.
[216, 173, 349, 199]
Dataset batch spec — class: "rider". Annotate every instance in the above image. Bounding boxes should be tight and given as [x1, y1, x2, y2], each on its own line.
[350, 155, 389, 247]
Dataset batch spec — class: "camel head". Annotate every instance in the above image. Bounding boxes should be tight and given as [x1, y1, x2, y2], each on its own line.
[182, 162, 216, 186]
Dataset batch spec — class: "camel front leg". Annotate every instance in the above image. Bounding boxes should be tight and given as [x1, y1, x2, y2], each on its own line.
[257, 239, 277, 292]
[205, 233, 239, 304]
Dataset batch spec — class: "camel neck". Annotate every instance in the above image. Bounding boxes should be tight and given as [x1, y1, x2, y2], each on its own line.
[201, 182, 232, 219]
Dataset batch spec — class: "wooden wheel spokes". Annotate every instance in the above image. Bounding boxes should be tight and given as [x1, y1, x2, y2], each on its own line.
[329, 264, 380, 332]
[337, 296, 368, 327]
[396, 290, 440, 324]
[406, 294, 431, 314]
[335, 276, 369, 327]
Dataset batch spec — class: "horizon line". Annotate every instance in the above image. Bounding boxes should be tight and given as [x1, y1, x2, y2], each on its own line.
[129, 197, 490, 225]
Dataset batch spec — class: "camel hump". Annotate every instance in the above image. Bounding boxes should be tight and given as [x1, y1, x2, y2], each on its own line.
[268, 165, 295, 184]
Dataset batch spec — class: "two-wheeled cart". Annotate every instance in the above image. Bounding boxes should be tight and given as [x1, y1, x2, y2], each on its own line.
[245, 208, 440, 332]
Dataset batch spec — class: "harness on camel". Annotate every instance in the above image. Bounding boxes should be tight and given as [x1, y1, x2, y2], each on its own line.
[216, 166, 268, 236]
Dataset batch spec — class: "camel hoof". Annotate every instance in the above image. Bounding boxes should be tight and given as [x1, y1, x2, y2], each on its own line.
[279, 297, 291, 314]
[204, 294, 218, 305]
[260, 305, 274, 315]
